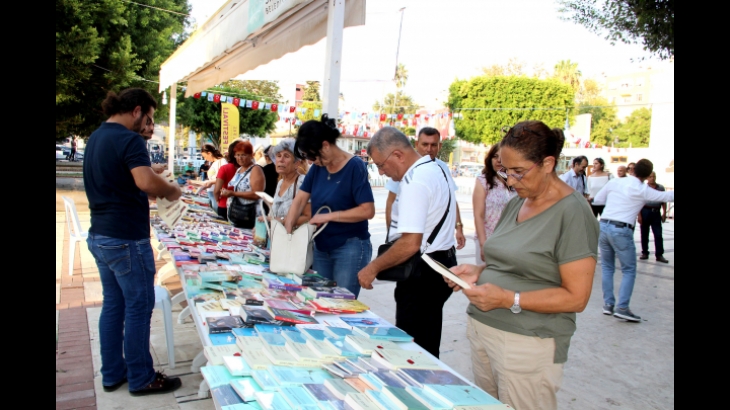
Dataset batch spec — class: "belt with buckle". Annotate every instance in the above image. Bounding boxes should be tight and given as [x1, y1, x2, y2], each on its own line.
[602, 219, 634, 229]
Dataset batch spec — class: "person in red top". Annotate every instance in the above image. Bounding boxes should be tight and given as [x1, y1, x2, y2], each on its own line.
[214, 139, 244, 220]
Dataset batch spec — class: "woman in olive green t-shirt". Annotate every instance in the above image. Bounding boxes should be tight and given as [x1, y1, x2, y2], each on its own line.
[447, 121, 599, 410]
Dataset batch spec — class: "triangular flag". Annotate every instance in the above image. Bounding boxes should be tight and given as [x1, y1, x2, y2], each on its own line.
[251, 101, 259, 110]
[246, 100, 253, 108]
[239, 99, 247, 107]
[201, 92, 208, 98]
[289, 106, 296, 113]
[232, 98, 240, 106]
[220, 95, 228, 103]
[207, 93, 214, 101]
[213, 94, 221, 103]
[314, 109, 321, 118]
[271, 104, 278, 112]
[264, 103, 271, 110]
[193, 93, 201, 99]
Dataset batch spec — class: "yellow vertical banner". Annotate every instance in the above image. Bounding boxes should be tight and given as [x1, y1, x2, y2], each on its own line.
[221, 103, 239, 149]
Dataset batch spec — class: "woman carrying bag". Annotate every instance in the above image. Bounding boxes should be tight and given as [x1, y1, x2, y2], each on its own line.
[284, 115, 375, 297]
[220, 140, 265, 229]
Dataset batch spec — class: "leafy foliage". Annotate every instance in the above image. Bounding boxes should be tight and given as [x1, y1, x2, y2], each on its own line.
[295, 101, 323, 124]
[558, 0, 675, 60]
[482, 58, 527, 77]
[579, 97, 620, 146]
[176, 82, 279, 147]
[447, 76, 575, 145]
[394, 64, 409, 89]
[553, 60, 582, 90]
[303, 81, 321, 102]
[56, 0, 190, 140]
[614, 107, 652, 147]
[373, 92, 419, 115]
[438, 138, 457, 163]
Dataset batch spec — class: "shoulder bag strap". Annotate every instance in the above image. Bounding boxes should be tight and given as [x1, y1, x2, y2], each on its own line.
[424, 162, 451, 252]
[385, 160, 434, 242]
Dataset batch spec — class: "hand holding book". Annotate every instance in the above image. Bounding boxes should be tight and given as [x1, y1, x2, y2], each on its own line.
[421, 254, 481, 291]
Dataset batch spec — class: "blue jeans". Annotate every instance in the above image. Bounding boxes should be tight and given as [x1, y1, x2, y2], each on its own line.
[207, 190, 218, 213]
[313, 237, 372, 298]
[87, 233, 157, 391]
[599, 222, 637, 310]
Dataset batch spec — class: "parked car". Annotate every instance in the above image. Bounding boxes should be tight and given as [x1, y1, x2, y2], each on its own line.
[56, 145, 70, 161]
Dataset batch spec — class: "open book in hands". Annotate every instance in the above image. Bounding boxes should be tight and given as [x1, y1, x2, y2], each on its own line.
[421, 254, 472, 289]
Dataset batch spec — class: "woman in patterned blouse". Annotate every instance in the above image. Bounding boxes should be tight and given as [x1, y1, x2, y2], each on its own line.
[472, 144, 517, 261]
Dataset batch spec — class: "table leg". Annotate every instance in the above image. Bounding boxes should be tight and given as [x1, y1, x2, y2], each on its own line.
[177, 305, 192, 324]
[191, 350, 207, 373]
[197, 379, 210, 399]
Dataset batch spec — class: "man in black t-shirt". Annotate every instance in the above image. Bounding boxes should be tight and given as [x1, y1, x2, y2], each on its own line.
[83, 88, 182, 396]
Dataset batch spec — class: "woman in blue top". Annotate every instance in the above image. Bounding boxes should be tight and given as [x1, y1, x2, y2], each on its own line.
[284, 115, 375, 297]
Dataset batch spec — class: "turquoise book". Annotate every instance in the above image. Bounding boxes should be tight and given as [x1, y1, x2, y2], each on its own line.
[324, 337, 361, 358]
[222, 356, 252, 377]
[210, 384, 244, 407]
[299, 327, 327, 342]
[209, 333, 238, 346]
[366, 390, 401, 410]
[382, 386, 429, 410]
[200, 365, 241, 388]
[358, 373, 384, 391]
[232, 327, 259, 337]
[268, 367, 332, 386]
[281, 331, 307, 345]
[254, 324, 299, 334]
[253, 391, 294, 410]
[258, 332, 287, 347]
[370, 370, 410, 389]
[351, 326, 413, 342]
[422, 385, 501, 407]
[221, 403, 263, 410]
[323, 327, 352, 339]
[251, 369, 280, 391]
[277, 386, 320, 409]
[397, 368, 470, 388]
[405, 386, 452, 410]
[230, 377, 263, 402]
[302, 383, 342, 403]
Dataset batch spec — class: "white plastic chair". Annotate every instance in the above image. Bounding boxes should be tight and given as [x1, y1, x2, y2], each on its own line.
[154, 285, 176, 369]
[62, 196, 89, 276]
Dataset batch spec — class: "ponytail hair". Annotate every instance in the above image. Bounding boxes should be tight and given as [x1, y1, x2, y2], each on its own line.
[499, 121, 565, 173]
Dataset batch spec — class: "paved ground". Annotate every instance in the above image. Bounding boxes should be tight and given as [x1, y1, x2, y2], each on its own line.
[56, 183, 675, 410]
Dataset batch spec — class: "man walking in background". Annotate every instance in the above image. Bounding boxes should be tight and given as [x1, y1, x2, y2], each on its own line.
[83, 88, 182, 396]
[639, 172, 669, 263]
[560, 155, 589, 196]
[593, 159, 675, 322]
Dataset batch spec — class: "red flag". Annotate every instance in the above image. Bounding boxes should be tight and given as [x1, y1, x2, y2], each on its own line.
[271, 104, 278, 112]
[379, 113, 387, 122]
[213, 94, 221, 103]
[415, 113, 421, 118]
[354, 125, 360, 135]
[193, 93, 201, 99]
[363, 131, 369, 138]
[232, 98, 240, 106]
[251, 101, 259, 110]
[397, 113, 404, 120]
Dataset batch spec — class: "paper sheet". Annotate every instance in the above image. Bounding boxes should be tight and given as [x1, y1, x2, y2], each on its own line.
[157, 197, 189, 227]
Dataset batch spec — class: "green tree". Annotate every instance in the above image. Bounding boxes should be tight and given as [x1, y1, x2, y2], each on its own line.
[482, 58, 527, 77]
[373, 92, 419, 115]
[578, 97, 619, 146]
[577, 78, 602, 103]
[438, 138, 457, 163]
[614, 107, 652, 147]
[447, 76, 575, 145]
[553, 60, 582, 90]
[295, 101, 323, 124]
[558, 0, 674, 60]
[176, 83, 278, 147]
[394, 63, 409, 89]
[56, 0, 190, 140]
[223, 80, 282, 102]
[303, 81, 321, 102]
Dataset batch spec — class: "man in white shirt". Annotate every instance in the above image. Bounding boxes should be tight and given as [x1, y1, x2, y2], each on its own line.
[358, 127, 457, 358]
[385, 127, 465, 250]
[592, 159, 675, 322]
[560, 156, 588, 196]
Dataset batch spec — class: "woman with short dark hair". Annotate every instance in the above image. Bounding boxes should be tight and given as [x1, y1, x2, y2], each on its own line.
[193, 143, 227, 212]
[447, 120, 599, 410]
[284, 115, 375, 297]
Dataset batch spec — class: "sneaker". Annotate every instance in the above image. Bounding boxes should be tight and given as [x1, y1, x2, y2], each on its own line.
[639, 254, 649, 260]
[602, 304, 614, 315]
[614, 308, 641, 322]
[130, 372, 181, 396]
[103, 377, 127, 393]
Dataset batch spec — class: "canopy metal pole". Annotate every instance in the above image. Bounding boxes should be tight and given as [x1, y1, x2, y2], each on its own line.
[322, 0, 345, 123]
[168, 84, 177, 172]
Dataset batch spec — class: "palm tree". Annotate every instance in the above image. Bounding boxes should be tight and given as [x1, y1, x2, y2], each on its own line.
[553, 60, 582, 90]
[395, 63, 409, 89]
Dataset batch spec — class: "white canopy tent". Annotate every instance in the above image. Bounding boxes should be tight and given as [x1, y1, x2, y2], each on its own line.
[159, 0, 367, 170]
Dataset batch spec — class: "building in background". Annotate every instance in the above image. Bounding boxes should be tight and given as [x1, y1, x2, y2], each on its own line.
[601, 67, 654, 120]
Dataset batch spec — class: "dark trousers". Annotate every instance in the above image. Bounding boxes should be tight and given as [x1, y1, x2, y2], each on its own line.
[394, 246, 456, 359]
[640, 207, 664, 257]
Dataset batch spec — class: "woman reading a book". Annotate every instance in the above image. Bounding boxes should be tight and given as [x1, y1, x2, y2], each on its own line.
[284, 115, 375, 297]
[445, 121, 599, 410]
[263, 138, 311, 226]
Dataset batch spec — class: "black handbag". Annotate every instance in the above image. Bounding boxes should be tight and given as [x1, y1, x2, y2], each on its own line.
[376, 161, 451, 282]
[227, 165, 259, 229]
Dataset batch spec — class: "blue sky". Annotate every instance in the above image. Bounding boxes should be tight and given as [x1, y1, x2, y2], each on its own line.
[187, 0, 658, 111]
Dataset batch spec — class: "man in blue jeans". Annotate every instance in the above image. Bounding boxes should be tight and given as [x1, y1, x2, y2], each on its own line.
[83, 88, 182, 395]
[592, 159, 675, 322]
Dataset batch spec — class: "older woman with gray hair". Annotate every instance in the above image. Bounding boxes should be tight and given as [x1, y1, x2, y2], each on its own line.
[267, 139, 311, 226]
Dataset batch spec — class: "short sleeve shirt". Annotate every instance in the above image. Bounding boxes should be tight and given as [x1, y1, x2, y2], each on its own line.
[83, 122, 152, 240]
[467, 190, 600, 363]
[300, 157, 374, 252]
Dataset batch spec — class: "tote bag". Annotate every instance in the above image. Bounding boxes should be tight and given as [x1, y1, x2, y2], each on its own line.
[268, 206, 330, 274]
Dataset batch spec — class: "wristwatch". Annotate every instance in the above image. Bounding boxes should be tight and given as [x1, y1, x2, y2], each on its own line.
[510, 291, 522, 314]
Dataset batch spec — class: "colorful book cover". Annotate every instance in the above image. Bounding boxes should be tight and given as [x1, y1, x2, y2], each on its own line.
[323, 378, 359, 401]
[358, 373, 384, 391]
[339, 317, 391, 328]
[323, 327, 353, 339]
[405, 386, 452, 410]
[209, 333, 238, 346]
[365, 389, 401, 410]
[269, 367, 333, 386]
[344, 378, 373, 393]
[277, 386, 320, 409]
[422, 385, 502, 407]
[229, 377, 263, 402]
[281, 331, 307, 345]
[253, 391, 294, 410]
[258, 332, 287, 347]
[382, 386, 430, 410]
[251, 369, 280, 392]
[324, 338, 361, 358]
[223, 356, 252, 377]
[397, 369, 470, 388]
[208, 316, 246, 334]
[240, 306, 275, 325]
[254, 324, 299, 334]
[351, 326, 413, 342]
[210, 384, 245, 407]
[370, 370, 411, 389]
[200, 365, 241, 388]
[236, 335, 264, 351]
[303, 383, 344, 407]
[269, 308, 319, 325]
[232, 327, 259, 337]
[298, 327, 328, 342]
